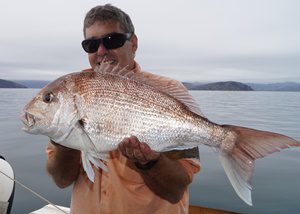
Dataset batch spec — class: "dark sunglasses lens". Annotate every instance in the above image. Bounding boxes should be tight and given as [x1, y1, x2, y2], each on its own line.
[103, 33, 127, 49]
[81, 33, 130, 53]
[82, 39, 100, 53]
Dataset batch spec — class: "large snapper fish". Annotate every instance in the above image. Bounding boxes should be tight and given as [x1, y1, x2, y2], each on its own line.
[21, 65, 299, 205]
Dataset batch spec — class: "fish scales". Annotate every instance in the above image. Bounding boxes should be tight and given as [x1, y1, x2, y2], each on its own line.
[21, 67, 300, 205]
[73, 72, 211, 151]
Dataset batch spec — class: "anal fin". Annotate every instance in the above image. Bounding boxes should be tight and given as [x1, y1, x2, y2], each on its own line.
[163, 147, 199, 160]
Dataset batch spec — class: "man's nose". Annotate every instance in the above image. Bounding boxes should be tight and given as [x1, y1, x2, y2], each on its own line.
[96, 43, 108, 55]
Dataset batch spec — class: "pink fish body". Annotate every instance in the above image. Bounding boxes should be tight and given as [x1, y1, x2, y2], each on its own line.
[21, 65, 300, 205]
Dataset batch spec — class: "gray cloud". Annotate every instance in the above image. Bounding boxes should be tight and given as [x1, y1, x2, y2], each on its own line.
[0, 0, 299, 83]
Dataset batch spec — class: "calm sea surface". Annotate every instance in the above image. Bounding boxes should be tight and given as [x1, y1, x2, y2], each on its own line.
[0, 89, 299, 213]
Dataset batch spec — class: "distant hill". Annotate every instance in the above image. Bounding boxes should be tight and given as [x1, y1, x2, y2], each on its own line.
[182, 82, 208, 90]
[183, 81, 253, 91]
[247, 82, 300, 91]
[0, 79, 27, 88]
[13, 80, 50, 88]
[3, 78, 300, 91]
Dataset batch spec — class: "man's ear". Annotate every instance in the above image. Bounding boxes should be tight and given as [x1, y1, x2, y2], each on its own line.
[131, 34, 138, 53]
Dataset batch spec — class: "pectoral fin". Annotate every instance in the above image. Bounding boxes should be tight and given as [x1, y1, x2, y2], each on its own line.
[77, 120, 109, 182]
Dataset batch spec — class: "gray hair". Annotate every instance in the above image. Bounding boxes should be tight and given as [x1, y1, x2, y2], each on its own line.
[83, 4, 135, 37]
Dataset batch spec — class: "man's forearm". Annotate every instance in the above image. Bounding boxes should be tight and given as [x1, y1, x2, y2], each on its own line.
[136, 155, 191, 203]
[46, 141, 81, 188]
[118, 136, 192, 203]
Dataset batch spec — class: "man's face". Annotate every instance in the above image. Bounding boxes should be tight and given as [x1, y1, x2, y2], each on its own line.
[84, 21, 137, 70]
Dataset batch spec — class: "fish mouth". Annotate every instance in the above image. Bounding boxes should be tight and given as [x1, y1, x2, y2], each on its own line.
[20, 111, 38, 129]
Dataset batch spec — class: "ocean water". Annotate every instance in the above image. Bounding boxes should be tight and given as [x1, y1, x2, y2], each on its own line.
[0, 89, 299, 213]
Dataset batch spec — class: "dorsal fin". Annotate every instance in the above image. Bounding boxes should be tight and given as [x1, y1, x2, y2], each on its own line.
[140, 72, 204, 116]
[93, 64, 204, 117]
[94, 63, 140, 80]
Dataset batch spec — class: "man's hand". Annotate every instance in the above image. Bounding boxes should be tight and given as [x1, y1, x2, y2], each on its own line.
[118, 136, 160, 165]
[118, 136, 192, 203]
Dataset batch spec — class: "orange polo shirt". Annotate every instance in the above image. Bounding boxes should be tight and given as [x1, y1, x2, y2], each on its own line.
[70, 151, 200, 214]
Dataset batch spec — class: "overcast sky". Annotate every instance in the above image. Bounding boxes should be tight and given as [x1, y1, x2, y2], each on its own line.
[0, 0, 299, 83]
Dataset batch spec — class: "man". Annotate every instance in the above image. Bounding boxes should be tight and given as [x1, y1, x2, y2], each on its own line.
[46, 4, 200, 214]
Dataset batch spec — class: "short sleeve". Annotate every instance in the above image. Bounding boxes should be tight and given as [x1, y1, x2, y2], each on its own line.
[178, 159, 200, 182]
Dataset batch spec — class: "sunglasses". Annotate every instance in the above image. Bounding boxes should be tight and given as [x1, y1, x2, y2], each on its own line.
[82, 32, 133, 53]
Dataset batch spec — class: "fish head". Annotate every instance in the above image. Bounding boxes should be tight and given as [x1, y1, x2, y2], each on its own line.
[21, 74, 78, 140]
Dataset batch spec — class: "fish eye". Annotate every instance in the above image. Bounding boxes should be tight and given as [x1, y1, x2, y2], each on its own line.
[42, 92, 54, 103]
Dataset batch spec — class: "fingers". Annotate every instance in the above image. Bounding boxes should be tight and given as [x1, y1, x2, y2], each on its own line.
[118, 136, 160, 164]
[118, 136, 147, 163]
[139, 142, 160, 161]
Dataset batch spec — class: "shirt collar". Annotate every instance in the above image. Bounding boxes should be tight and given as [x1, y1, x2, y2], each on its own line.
[132, 61, 142, 73]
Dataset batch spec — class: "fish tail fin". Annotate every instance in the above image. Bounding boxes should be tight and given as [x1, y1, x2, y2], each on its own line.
[219, 125, 300, 206]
